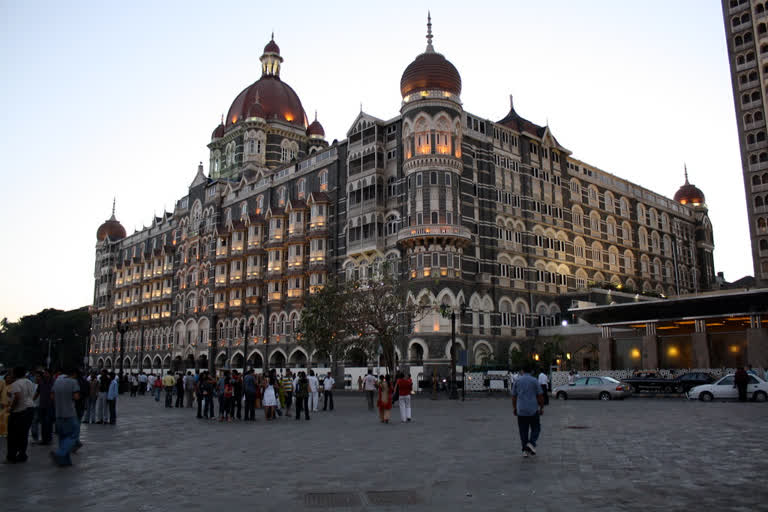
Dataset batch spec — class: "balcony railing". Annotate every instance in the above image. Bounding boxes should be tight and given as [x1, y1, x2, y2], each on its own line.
[397, 224, 472, 245]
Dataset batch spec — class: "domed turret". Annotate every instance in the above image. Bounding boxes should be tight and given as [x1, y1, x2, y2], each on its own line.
[223, 35, 308, 130]
[400, 14, 462, 98]
[211, 119, 225, 140]
[97, 200, 126, 242]
[307, 111, 325, 138]
[674, 166, 706, 206]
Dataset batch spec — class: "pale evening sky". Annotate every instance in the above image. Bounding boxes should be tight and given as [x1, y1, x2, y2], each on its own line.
[0, 0, 751, 322]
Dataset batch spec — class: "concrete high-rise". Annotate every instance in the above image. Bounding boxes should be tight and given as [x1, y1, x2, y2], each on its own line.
[722, 0, 768, 283]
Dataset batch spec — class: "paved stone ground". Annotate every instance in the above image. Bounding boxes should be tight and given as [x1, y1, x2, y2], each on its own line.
[1, 392, 766, 511]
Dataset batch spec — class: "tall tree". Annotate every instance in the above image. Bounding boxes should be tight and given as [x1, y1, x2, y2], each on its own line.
[346, 271, 430, 375]
[297, 279, 354, 374]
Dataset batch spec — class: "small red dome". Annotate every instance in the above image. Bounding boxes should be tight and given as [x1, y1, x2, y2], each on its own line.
[674, 183, 706, 206]
[97, 215, 126, 242]
[400, 51, 461, 97]
[307, 118, 324, 138]
[211, 123, 224, 140]
[674, 170, 705, 206]
[264, 38, 280, 54]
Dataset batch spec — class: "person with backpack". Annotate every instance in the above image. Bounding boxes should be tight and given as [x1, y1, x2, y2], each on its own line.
[294, 371, 310, 421]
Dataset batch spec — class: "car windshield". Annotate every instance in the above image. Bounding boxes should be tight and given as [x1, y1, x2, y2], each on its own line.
[603, 376, 620, 383]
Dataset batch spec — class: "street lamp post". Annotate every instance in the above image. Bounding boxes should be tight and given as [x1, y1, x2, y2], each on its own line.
[441, 302, 466, 400]
[116, 321, 129, 379]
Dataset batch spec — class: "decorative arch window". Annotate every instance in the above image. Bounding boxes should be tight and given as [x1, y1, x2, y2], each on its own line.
[278, 187, 286, 206]
[241, 202, 248, 217]
[435, 117, 451, 155]
[256, 195, 264, 214]
[319, 170, 328, 192]
[414, 117, 430, 155]
[637, 204, 646, 224]
[298, 178, 306, 199]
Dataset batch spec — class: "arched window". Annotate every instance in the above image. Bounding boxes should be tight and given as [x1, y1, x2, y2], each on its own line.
[319, 170, 328, 192]
[297, 178, 306, 199]
[256, 195, 264, 214]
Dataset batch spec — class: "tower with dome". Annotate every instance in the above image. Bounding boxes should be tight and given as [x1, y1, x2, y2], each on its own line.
[90, 21, 718, 375]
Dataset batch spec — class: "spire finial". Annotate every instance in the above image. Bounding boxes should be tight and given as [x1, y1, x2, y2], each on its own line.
[314, 110, 318, 122]
[271, 31, 274, 41]
[426, 12, 434, 52]
[112, 197, 116, 218]
[220, 113, 224, 125]
[684, 163, 689, 184]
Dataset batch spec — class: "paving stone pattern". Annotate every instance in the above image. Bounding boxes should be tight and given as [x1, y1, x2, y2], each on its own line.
[1, 393, 766, 511]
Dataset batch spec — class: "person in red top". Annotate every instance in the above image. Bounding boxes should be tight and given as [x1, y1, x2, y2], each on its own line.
[394, 372, 413, 423]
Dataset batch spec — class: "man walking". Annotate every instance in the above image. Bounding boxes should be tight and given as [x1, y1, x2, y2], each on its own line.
[323, 372, 335, 411]
[537, 369, 550, 406]
[512, 363, 544, 458]
[280, 370, 293, 414]
[184, 371, 195, 408]
[6, 367, 36, 463]
[138, 371, 148, 396]
[107, 372, 119, 424]
[735, 366, 750, 402]
[84, 370, 99, 424]
[363, 369, 377, 411]
[162, 372, 175, 408]
[243, 369, 257, 421]
[51, 367, 81, 466]
[175, 373, 184, 408]
[96, 370, 110, 423]
[308, 370, 320, 412]
[395, 372, 413, 423]
[294, 371, 310, 420]
[34, 369, 55, 445]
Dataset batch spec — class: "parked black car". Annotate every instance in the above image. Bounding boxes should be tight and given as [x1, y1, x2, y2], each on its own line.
[623, 372, 714, 393]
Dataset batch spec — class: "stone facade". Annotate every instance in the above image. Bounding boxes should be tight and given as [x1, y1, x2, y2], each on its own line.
[90, 24, 716, 374]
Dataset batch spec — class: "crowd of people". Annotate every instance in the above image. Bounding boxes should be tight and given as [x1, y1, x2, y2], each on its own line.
[1, 364, 418, 467]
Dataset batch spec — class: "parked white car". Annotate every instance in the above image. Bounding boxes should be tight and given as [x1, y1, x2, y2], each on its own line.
[687, 374, 768, 402]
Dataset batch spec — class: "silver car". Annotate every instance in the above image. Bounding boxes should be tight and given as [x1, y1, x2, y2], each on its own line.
[553, 376, 632, 401]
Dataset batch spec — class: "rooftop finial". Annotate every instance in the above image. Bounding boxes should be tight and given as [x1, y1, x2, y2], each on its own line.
[314, 110, 318, 122]
[684, 163, 689, 184]
[112, 197, 116, 218]
[509, 94, 514, 111]
[271, 31, 274, 41]
[426, 12, 434, 52]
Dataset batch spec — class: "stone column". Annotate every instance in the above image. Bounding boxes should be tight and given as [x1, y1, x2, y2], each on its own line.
[747, 315, 768, 369]
[642, 322, 659, 370]
[599, 326, 613, 370]
[692, 319, 710, 369]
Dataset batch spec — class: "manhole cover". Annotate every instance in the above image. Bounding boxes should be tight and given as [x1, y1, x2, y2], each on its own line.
[304, 492, 361, 507]
[366, 490, 423, 506]
[566, 426, 589, 429]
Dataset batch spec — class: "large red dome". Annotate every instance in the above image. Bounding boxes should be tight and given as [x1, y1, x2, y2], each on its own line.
[225, 76, 308, 130]
[400, 51, 462, 97]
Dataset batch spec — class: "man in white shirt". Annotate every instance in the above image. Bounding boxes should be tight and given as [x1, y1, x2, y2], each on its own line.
[537, 370, 550, 406]
[307, 370, 320, 412]
[138, 372, 148, 395]
[363, 369, 378, 411]
[322, 372, 335, 411]
[6, 367, 36, 463]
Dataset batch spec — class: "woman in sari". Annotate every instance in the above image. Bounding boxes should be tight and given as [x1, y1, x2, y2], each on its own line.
[377, 375, 392, 424]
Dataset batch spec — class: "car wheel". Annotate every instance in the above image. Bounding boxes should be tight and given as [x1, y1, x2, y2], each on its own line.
[699, 391, 713, 402]
[556, 391, 567, 400]
[754, 391, 767, 403]
[599, 391, 611, 401]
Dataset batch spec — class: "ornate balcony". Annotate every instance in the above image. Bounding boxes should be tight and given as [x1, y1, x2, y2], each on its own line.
[397, 224, 472, 248]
